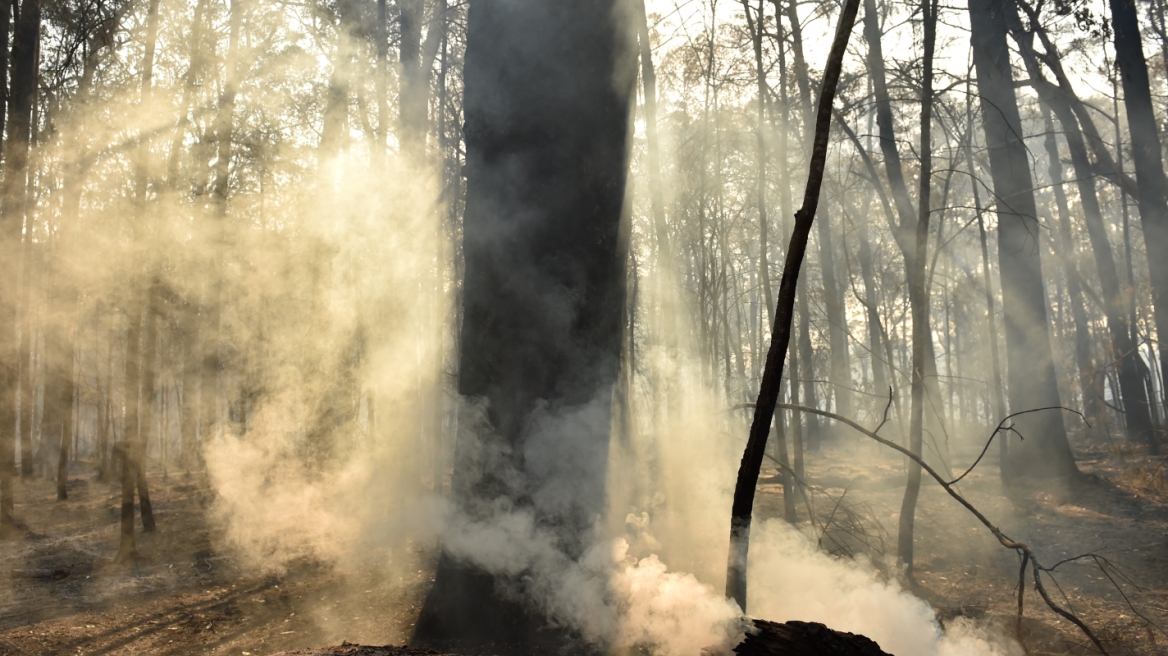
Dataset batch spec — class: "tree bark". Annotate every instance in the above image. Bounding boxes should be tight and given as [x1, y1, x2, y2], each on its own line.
[1109, 0, 1168, 450]
[1009, 15, 1156, 447]
[1039, 106, 1105, 441]
[896, 0, 938, 577]
[784, 0, 850, 428]
[411, 0, 635, 650]
[0, 0, 41, 528]
[726, 0, 860, 611]
[969, 0, 1078, 478]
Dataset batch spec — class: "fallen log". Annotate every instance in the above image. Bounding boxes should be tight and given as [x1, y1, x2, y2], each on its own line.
[269, 619, 893, 656]
[8, 568, 71, 580]
[735, 619, 893, 656]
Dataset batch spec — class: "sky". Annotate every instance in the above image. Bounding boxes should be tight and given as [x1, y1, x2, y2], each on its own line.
[642, 0, 1126, 111]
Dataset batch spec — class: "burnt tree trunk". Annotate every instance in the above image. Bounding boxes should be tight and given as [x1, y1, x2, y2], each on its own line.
[726, 0, 860, 611]
[411, 0, 635, 652]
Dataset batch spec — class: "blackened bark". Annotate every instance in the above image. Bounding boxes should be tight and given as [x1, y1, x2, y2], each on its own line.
[726, 0, 861, 611]
[411, 1, 636, 651]
[969, 0, 1078, 478]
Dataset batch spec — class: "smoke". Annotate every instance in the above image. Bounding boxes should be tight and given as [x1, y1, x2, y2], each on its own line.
[6, 0, 1060, 653]
[202, 343, 1019, 656]
[747, 520, 1020, 656]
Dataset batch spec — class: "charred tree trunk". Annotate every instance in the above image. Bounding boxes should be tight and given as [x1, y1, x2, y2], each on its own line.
[412, 0, 636, 651]
[726, 0, 860, 611]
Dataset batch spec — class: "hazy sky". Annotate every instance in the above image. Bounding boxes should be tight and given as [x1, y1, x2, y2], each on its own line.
[643, 0, 1122, 110]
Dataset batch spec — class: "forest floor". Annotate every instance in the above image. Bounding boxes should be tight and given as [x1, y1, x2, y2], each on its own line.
[1, 435, 1167, 655]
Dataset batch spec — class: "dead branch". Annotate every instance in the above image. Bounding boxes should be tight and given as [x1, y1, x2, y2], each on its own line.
[948, 406, 1089, 485]
[770, 401, 1111, 655]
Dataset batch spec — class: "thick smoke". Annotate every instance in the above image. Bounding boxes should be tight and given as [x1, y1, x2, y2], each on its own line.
[5, 0, 1070, 653]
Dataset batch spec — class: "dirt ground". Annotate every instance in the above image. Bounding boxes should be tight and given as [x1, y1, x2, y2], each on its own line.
[2, 434, 1168, 656]
[0, 468, 435, 656]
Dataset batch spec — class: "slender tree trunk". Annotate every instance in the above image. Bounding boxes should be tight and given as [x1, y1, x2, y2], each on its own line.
[856, 218, 887, 395]
[784, 0, 850, 427]
[116, 306, 143, 562]
[1010, 16, 1156, 447]
[965, 124, 1009, 472]
[0, 0, 41, 528]
[400, 0, 424, 159]
[200, 0, 245, 455]
[896, 0, 937, 577]
[0, 0, 12, 166]
[399, 0, 443, 163]
[135, 277, 159, 532]
[726, 0, 861, 610]
[374, 0, 388, 167]
[321, 0, 357, 158]
[1109, 0, 1168, 448]
[179, 302, 199, 470]
[18, 235, 34, 477]
[50, 291, 76, 501]
[738, 1, 798, 521]
[861, 0, 948, 452]
[636, 0, 675, 504]
[1040, 105, 1103, 440]
[98, 307, 113, 476]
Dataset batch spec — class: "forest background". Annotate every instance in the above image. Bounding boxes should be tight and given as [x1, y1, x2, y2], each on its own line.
[0, 0, 1167, 652]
